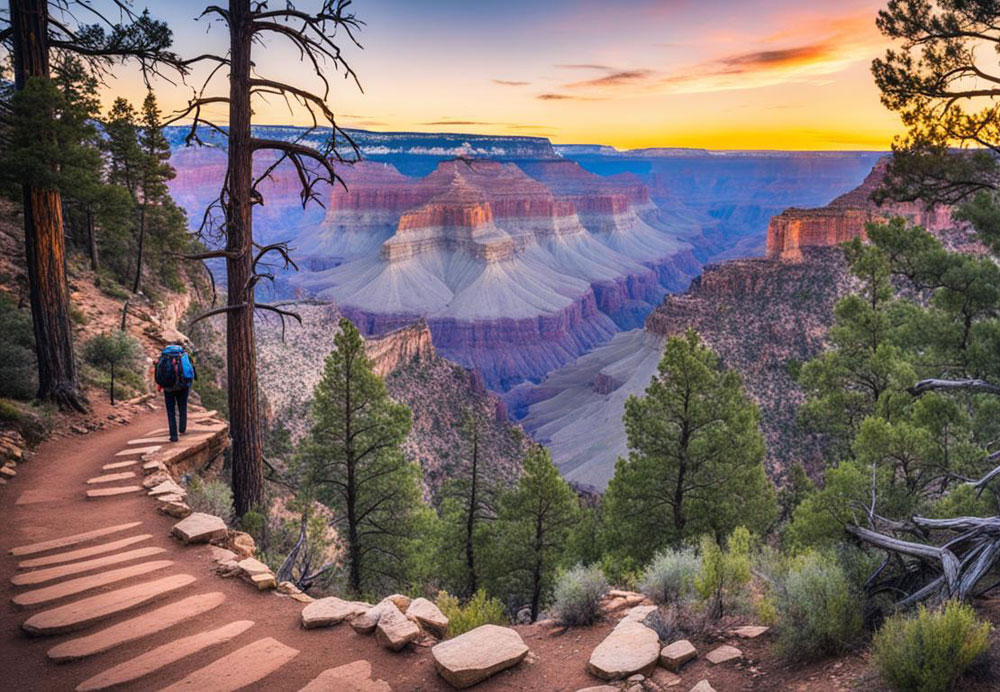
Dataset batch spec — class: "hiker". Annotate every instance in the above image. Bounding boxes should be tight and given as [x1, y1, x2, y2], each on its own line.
[153, 343, 197, 442]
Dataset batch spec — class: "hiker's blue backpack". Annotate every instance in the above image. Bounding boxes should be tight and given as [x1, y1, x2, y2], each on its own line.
[155, 345, 194, 391]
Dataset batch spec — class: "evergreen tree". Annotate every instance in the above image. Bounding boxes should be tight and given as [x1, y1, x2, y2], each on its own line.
[603, 330, 776, 565]
[82, 331, 141, 404]
[298, 318, 422, 596]
[133, 90, 175, 294]
[436, 408, 503, 596]
[484, 445, 578, 622]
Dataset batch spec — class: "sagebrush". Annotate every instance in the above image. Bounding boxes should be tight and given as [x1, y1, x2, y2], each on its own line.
[551, 564, 607, 626]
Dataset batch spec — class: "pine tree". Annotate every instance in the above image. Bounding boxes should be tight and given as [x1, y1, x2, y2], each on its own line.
[603, 329, 776, 565]
[485, 445, 578, 622]
[437, 408, 503, 596]
[298, 318, 422, 596]
[133, 90, 175, 294]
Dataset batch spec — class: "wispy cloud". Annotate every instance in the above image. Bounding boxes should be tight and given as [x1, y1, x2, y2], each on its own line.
[420, 119, 496, 126]
[555, 63, 614, 71]
[492, 79, 530, 86]
[566, 69, 656, 89]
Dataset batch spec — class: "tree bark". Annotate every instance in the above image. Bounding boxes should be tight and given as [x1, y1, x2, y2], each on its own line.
[86, 207, 99, 272]
[132, 204, 145, 293]
[11, 0, 87, 411]
[465, 426, 479, 595]
[226, 0, 264, 517]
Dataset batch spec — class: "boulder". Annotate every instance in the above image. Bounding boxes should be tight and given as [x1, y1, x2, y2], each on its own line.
[659, 639, 697, 672]
[301, 597, 369, 629]
[237, 557, 271, 578]
[171, 513, 228, 544]
[251, 572, 277, 590]
[431, 624, 529, 689]
[406, 597, 449, 637]
[299, 660, 391, 692]
[231, 531, 256, 559]
[351, 600, 389, 635]
[375, 603, 421, 651]
[385, 593, 411, 612]
[587, 621, 660, 681]
[158, 500, 192, 519]
[705, 644, 741, 664]
[689, 681, 716, 692]
[618, 605, 657, 628]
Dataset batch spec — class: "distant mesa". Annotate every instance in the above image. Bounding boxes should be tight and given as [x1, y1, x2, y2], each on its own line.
[766, 158, 957, 261]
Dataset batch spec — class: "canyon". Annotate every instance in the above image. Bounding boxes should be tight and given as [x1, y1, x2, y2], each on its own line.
[513, 156, 963, 489]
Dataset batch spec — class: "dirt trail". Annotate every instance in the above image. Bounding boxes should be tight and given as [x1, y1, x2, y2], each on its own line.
[0, 409, 627, 691]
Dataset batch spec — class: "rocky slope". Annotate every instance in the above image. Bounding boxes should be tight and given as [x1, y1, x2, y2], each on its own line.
[290, 158, 693, 389]
[254, 304, 526, 498]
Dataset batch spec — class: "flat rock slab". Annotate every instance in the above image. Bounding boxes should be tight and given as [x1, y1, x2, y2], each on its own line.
[128, 437, 172, 445]
[690, 681, 717, 692]
[301, 597, 368, 629]
[86, 486, 142, 499]
[660, 639, 697, 672]
[102, 460, 138, 470]
[10, 522, 142, 557]
[618, 605, 657, 628]
[22, 573, 196, 635]
[86, 472, 137, 485]
[171, 513, 228, 544]
[18, 534, 151, 569]
[115, 446, 161, 457]
[12, 547, 167, 586]
[407, 597, 449, 637]
[705, 644, 742, 664]
[375, 603, 421, 651]
[159, 636, 299, 692]
[12, 560, 173, 607]
[148, 480, 185, 497]
[76, 620, 254, 691]
[731, 625, 769, 639]
[299, 660, 391, 692]
[587, 621, 660, 681]
[47, 592, 226, 661]
[432, 624, 529, 689]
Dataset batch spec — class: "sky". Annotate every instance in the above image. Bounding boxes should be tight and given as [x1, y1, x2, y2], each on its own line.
[103, 0, 904, 150]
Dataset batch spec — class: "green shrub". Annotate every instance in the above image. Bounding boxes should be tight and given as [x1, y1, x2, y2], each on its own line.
[551, 564, 608, 626]
[437, 589, 508, 637]
[639, 547, 700, 605]
[873, 601, 991, 692]
[185, 476, 233, 523]
[695, 526, 752, 619]
[0, 293, 36, 400]
[774, 551, 863, 660]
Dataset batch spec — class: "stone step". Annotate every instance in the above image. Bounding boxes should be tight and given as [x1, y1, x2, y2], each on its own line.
[115, 446, 161, 457]
[47, 592, 226, 662]
[22, 574, 196, 636]
[75, 620, 255, 691]
[12, 547, 167, 586]
[10, 522, 143, 557]
[128, 437, 172, 445]
[86, 472, 137, 485]
[158, 637, 300, 692]
[12, 561, 174, 607]
[18, 535, 152, 569]
[86, 486, 142, 499]
[102, 460, 139, 471]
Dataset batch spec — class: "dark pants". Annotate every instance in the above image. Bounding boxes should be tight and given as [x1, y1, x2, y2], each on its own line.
[164, 387, 189, 441]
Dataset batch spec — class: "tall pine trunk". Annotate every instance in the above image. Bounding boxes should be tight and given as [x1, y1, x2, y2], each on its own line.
[11, 0, 86, 412]
[226, 0, 264, 517]
[131, 204, 145, 293]
[87, 207, 99, 272]
[465, 430, 479, 595]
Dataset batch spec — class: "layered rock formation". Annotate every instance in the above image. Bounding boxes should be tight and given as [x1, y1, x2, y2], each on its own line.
[766, 158, 958, 260]
[292, 158, 688, 389]
[254, 304, 526, 497]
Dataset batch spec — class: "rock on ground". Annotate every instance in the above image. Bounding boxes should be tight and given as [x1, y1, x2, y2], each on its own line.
[705, 644, 742, 664]
[375, 603, 421, 651]
[406, 597, 449, 637]
[659, 639, 697, 672]
[170, 513, 228, 544]
[299, 660, 391, 692]
[689, 681, 717, 692]
[301, 597, 369, 629]
[431, 624, 529, 689]
[731, 625, 769, 638]
[587, 621, 660, 681]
